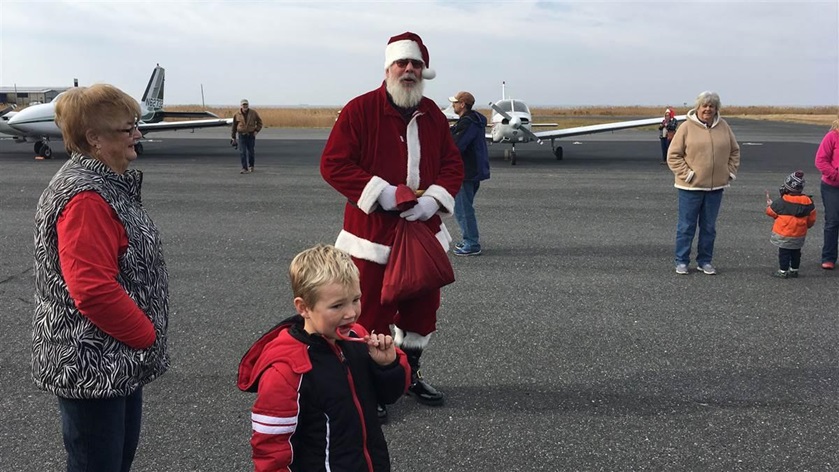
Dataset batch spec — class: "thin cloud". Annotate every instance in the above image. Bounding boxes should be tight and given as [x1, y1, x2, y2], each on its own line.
[1, 0, 836, 106]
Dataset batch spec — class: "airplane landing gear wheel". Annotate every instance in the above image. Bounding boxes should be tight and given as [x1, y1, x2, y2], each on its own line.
[510, 149, 517, 165]
[35, 141, 53, 158]
[554, 146, 563, 160]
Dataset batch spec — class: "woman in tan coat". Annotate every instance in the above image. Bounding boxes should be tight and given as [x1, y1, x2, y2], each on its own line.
[667, 91, 740, 275]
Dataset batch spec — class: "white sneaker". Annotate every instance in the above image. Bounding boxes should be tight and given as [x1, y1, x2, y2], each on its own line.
[675, 263, 689, 275]
[697, 263, 717, 275]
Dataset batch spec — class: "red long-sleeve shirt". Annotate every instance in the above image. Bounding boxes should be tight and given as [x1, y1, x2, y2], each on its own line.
[57, 191, 156, 349]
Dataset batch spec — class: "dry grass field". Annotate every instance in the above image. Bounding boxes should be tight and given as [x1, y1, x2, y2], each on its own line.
[3, 102, 833, 129]
[165, 104, 837, 129]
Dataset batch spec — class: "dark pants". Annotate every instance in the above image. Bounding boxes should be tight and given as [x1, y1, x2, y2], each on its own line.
[778, 247, 802, 271]
[58, 388, 143, 472]
[238, 132, 256, 169]
[660, 138, 672, 161]
[821, 181, 839, 263]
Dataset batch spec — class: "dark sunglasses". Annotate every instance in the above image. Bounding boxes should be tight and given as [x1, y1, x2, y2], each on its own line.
[394, 58, 423, 68]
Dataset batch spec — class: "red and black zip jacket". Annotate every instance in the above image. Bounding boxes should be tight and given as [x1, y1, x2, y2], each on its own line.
[237, 315, 410, 472]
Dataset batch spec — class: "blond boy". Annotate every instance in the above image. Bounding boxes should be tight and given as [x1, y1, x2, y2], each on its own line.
[237, 244, 409, 471]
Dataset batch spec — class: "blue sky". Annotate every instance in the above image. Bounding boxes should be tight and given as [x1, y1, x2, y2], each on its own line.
[1, 0, 837, 108]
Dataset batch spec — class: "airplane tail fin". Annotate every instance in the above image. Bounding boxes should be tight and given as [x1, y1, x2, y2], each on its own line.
[141, 64, 165, 119]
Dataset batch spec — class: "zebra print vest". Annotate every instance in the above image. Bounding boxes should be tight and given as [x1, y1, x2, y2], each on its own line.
[33, 154, 169, 399]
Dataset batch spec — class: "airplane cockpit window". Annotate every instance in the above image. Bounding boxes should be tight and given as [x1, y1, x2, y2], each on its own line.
[496, 100, 513, 113]
[512, 100, 530, 113]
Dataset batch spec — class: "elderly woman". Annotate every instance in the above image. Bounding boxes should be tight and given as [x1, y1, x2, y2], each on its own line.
[33, 84, 169, 472]
[815, 114, 839, 270]
[667, 91, 740, 275]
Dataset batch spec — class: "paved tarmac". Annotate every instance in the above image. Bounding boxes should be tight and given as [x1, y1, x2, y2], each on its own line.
[1, 119, 837, 471]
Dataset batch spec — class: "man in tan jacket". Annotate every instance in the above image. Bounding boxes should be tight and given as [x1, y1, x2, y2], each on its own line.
[231, 99, 263, 173]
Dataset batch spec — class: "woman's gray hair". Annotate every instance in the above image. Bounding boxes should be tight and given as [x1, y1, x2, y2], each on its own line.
[695, 91, 721, 110]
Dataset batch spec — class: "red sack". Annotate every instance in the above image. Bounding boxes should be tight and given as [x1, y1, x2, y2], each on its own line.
[381, 218, 455, 305]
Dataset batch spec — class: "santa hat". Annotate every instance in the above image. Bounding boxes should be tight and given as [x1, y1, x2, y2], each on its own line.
[384, 32, 436, 80]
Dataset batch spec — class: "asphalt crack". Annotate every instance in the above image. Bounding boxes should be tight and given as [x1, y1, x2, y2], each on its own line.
[0, 267, 33, 285]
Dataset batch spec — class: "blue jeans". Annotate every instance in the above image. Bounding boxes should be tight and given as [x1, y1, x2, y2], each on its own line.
[58, 388, 143, 472]
[660, 138, 671, 161]
[454, 180, 481, 250]
[675, 189, 723, 266]
[821, 181, 839, 263]
[238, 133, 256, 169]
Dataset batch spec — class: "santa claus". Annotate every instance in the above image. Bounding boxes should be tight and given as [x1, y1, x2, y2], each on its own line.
[320, 32, 464, 421]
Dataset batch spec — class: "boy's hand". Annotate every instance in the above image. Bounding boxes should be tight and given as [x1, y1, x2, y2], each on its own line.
[366, 330, 397, 366]
[765, 189, 772, 206]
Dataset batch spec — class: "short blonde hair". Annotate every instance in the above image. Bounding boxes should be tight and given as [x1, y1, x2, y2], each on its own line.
[695, 91, 722, 110]
[289, 244, 359, 308]
[831, 112, 839, 131]
[54, 84, 140, 156]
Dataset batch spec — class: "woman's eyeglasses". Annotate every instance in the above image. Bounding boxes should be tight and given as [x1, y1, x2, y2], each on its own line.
[394, 59, 424, 69]
[115, 123, 139, 134]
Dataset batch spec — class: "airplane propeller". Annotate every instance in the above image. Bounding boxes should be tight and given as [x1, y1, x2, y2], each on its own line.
[489, 101, 542, 145]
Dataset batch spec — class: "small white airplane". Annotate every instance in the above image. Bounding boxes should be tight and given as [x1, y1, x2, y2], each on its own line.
[1, 65, 232, 158]
[446, 82, 686, 165]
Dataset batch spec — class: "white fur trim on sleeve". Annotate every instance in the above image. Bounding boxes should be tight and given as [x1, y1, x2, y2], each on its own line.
[422, 184, 455, 214]
[358, 176, 391, 214]
[729, 172, 736, 181]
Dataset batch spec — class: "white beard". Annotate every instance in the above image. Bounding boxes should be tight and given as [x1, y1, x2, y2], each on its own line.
[386, 73, 424, 108]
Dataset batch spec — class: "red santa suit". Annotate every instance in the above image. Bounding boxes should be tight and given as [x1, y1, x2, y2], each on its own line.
[320, 82, 464, 338]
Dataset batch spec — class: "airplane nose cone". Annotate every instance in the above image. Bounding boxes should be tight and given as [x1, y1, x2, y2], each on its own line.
[510, 116, 522, 129]
[7, 108, 31, 126]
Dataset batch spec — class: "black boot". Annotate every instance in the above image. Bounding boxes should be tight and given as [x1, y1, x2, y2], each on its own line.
[402, 348, 444, 406]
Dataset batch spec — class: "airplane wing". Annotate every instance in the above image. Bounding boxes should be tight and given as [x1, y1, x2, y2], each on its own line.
[533, 115, 687, 140]
[156, 111, 220, 119]
[138, 118, 233, 134]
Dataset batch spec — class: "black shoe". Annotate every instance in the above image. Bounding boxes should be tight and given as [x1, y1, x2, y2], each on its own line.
[377, 404, 388, 423]
[407, 378, 444, 406]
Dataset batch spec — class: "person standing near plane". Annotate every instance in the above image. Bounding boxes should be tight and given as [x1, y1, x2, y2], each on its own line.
[449, 91, 490, 256]
[232, 99, 263, 174]
[33, 84, 170, 472]
[814, 113, 839, 270]
[658, 107, 679, 164]
[667, 91, 740, 275]
[320, 32, 463, 420]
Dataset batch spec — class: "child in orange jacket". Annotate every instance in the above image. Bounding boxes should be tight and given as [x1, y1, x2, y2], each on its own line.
[766, 171, 817, 278]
